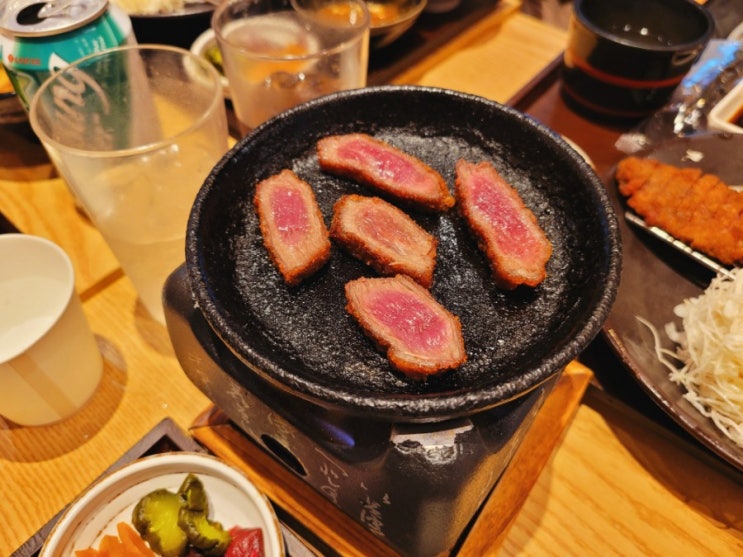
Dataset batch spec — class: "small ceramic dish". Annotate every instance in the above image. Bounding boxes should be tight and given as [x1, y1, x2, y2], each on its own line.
[728, 20, 743, 41]
[368, 0, 428, 49]
[40, 452, 285, 556]
[191, 29, 232, 99]
[0, 66, 26, 124]
[708, 78, 743, 134]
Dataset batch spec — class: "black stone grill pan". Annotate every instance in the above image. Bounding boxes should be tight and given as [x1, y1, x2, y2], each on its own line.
[186, 85, 621, 422]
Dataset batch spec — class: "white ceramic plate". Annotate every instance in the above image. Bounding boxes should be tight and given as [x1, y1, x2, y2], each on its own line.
[561, 135, 595, 169]
[604, 134, 743, 475]
[40, 452, 285, 556]
[191, 29, 231, 99]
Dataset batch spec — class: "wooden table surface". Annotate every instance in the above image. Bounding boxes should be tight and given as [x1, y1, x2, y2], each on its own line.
[2, 3, 743, 555]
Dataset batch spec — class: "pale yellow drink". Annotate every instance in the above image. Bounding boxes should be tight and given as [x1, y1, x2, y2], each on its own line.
[30, 46, 228, 324]
[58, 94, 225, 323]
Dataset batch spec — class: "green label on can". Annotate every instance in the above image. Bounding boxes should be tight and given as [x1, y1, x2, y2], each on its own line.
[0, 7, 131, 111]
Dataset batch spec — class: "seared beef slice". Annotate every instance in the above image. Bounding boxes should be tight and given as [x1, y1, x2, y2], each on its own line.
[317, 133, 455, 212]
[455, 159, 552, 289]
[254, 169, 331, 286]
[331, 194, 437, 287]
[345, 275, 466, 379]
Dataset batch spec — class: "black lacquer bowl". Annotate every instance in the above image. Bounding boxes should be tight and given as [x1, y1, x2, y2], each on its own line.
[130, 3, 214, 49]
[186, 85, 622, 422]
[562, 0, 713, 122]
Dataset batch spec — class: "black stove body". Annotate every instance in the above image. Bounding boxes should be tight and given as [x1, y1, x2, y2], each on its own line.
[164, 265, 556, 557]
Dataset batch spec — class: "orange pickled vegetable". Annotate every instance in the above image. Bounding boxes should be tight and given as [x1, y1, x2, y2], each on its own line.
[74, 550, 100, 557]
[98, 535, 121, 554]
[74, 522, 155, 557]
[117, 522, 156, 556]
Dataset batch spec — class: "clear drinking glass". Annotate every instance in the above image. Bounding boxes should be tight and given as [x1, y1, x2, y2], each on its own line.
[213, 0, 370, 134]
[30, 45, 229, 324]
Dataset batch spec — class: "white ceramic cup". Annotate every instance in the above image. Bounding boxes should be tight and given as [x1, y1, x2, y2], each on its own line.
[0, 234, 103, 426]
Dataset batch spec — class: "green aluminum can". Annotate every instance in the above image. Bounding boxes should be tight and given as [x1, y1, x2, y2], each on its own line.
[0, 0, 133, 112]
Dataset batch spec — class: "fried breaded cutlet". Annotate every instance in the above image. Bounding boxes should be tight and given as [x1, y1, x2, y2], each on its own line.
[616, 156, 743, 266]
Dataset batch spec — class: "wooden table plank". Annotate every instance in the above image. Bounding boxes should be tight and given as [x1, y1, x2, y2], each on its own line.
[368, 0, 521, 85]
[0, 276, 212, 554]
[499, 387, 743, 556]
[395, 11, 568, 103]
[457, 361, 592, 555]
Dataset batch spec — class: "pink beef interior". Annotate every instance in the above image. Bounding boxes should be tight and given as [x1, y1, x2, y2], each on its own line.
[367, 290, 448, 354]
[270, 185, 310, 246]
[358, 206, 411, 255]
[339, 139, 429, 192]
[470, 174, 539, 260]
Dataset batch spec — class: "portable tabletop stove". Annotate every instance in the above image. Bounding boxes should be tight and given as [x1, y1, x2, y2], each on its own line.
[164, 265, 556, 557]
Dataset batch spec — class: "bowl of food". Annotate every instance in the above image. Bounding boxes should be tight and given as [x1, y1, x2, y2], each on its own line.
[40, 452, 285, 556]
[111, 0, 215, 49]
[368, 0, 427, 49]
[0, 66, 26, 124]
[191, 29, 231, 98]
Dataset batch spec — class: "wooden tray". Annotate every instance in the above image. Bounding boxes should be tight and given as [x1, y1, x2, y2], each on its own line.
[190, 361, 593, 556]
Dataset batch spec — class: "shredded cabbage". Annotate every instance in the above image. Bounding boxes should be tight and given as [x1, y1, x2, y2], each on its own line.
[638, 268, 743, 448]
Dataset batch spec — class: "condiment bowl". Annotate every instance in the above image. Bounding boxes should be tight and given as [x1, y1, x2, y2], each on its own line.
[708, 78, 743, 134]
[369, 0, 428, 49]
[40, 452, 285, 556]
[190, 29, 231, 98]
